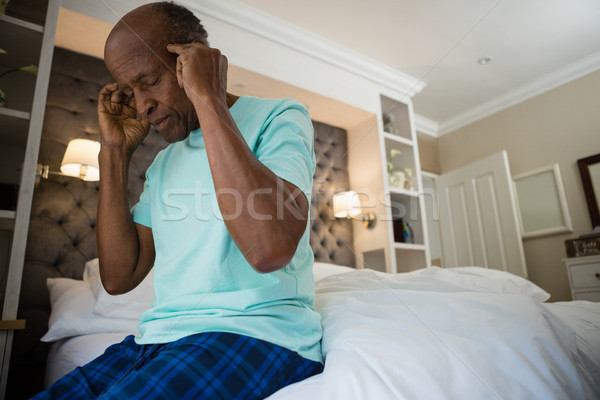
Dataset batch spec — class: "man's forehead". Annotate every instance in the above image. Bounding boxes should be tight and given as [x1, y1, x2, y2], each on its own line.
[107, 24, 164, 54]
[106, 45, 168, 85]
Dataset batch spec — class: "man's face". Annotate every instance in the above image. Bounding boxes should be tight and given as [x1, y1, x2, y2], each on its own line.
[104, 27, 198, 143]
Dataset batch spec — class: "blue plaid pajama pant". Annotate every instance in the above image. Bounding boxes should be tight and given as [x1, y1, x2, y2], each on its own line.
[31, 332, 323, 399]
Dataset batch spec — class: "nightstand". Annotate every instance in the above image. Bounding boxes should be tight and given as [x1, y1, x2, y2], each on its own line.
[564, 255, 600, 301]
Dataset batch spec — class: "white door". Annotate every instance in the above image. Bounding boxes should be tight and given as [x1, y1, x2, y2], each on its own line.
[437, 151, 527, 277]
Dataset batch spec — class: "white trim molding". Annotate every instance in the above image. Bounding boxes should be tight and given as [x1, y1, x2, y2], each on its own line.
[438, 50, 600, 136]
[180, 0, 426, 99]
[512, 164, 573, 240]
[413, 114, 440, 137]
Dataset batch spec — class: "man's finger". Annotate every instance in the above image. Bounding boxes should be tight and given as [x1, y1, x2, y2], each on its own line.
[166, 43, 190, 55]
[175, 57, 184, 88]
[127, 94, 137, 111]
[166, 41, 208, 55]
[99, 83, 118, 100]
[110, 89, 124, 104]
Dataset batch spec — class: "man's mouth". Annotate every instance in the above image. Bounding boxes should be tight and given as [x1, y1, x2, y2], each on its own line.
[153, 116, 168, 129]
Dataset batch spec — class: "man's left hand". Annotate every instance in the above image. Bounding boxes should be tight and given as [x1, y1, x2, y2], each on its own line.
[166, 42, 228, 105]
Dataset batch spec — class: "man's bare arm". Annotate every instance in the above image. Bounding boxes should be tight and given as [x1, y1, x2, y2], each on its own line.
[167, 43, 308, 273]
[96, 83, 155, 294]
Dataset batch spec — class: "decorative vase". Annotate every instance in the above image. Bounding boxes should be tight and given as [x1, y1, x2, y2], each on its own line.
[388, 170, 406, 189]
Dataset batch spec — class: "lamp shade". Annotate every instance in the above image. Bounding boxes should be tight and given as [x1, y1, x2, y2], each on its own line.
[333, 190, 362, 218]
[60, 139, 101, 181]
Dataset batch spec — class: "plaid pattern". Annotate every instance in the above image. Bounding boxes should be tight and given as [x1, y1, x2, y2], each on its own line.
[31, 332, 323, 400]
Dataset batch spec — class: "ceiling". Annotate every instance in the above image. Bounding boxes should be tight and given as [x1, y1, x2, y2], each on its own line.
[54, 0, 600, 136]
[236, 0, 600, 134]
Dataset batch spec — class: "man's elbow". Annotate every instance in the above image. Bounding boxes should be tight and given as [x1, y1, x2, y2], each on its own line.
[248, 238, 298, 273]
[102, 282, 124, 295]
[101, 277, 133, 295]
[99, 265, 134, 295]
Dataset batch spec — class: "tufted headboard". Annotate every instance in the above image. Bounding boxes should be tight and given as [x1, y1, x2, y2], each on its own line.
[8, 47, 354, 397]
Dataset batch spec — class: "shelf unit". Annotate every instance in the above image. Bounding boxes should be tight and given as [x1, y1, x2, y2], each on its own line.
[0, 1, 59, 396]
[352, 93, 430, 274]
[380, 94, 430, 272]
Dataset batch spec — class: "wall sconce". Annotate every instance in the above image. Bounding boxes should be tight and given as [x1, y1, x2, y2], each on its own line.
[61, 139, 100, 181]
[37, 139, 101, 183]
[333, 190, 377, 229]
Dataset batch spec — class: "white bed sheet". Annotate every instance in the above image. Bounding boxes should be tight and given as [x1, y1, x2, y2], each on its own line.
[45, 333, 131, 388]
[269, 269, 599, 399]
[45, 268, 600, 399]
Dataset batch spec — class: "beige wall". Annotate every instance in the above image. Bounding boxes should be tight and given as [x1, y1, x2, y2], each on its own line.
[436, 69, 600, 301]
[417, 133, 441, 174]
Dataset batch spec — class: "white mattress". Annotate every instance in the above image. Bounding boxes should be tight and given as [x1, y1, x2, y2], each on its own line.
[44, 268, 600, 399]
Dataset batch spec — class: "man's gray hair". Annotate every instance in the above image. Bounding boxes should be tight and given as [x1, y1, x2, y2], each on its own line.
[152, 1, 209, 46]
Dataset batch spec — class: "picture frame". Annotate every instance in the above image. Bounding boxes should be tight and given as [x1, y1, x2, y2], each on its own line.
[577, 153, 600, 228]
[513, 164, 572, 239]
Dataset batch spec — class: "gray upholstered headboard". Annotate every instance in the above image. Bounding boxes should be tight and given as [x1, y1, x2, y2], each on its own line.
[8, 47, 354, 397]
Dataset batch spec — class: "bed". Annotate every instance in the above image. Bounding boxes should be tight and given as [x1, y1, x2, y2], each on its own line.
[42, 261, 600, 399]
[11, 48, 600, 399]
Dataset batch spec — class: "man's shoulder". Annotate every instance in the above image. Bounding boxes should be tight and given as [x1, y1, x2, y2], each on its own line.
[236, 96, 309, 120]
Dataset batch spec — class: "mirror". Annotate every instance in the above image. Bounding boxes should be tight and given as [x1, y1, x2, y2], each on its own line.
[577, 153, 600, 228]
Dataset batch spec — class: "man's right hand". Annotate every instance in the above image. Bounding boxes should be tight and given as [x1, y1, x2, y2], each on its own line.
[98, 83, 150, 154]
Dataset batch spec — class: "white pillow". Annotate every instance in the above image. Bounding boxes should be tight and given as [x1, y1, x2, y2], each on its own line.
[313, 261, 354, 282]
[403, 266, 551, 302]
[445, 266, 551, 302]
[83, 258, 155, 320]
[42, 278, 139, 342]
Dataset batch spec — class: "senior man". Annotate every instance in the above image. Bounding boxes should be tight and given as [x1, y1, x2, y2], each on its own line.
[33, 2, 322, 399]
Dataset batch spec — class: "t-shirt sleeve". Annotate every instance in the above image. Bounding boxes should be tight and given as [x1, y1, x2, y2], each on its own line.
[131, 170, 153, 228]
[254, 102, 316, 199]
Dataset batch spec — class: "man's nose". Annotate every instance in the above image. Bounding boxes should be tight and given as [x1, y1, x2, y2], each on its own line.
[134, 90, 154, 117]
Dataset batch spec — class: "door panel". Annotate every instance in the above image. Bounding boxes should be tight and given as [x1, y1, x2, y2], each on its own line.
[473, 173, 507, 269]
[438, 151, 527, 277]
[445, 182, 474, 266]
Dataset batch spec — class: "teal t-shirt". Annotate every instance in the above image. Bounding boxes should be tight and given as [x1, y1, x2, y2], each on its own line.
[131, 95, 322, 363]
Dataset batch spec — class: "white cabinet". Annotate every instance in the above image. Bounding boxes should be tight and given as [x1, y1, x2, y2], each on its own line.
[379, 94, 430, 273]
[351, 93, 430, 274]
[0, 1, 60, 395]
[564, 255, 600, 302]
